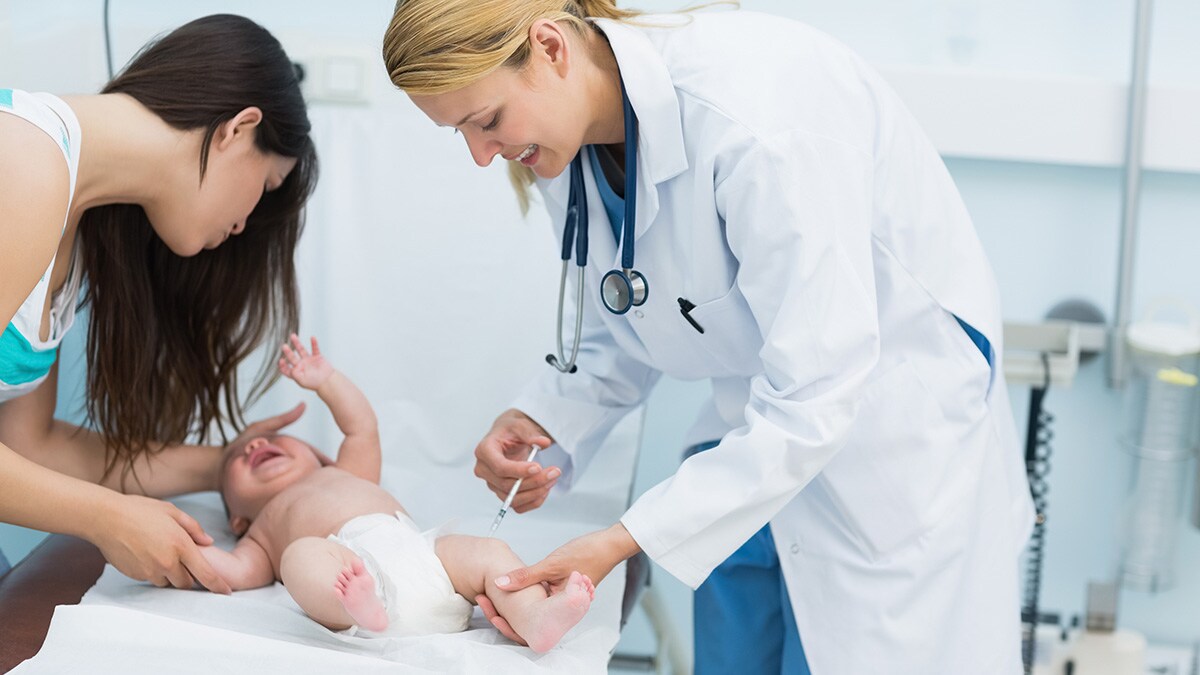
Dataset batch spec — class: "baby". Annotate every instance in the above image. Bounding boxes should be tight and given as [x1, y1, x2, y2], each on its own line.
[199, 335, 593, 652]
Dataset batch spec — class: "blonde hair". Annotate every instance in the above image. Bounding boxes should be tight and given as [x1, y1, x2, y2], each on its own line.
[384, 0, 640, 212]
[383, 1, 730, 212]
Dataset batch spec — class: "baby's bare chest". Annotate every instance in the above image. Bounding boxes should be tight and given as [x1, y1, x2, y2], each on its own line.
[252, 469, 406, 567]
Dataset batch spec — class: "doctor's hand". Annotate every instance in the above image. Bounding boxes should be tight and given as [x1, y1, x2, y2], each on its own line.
[91, 493, 232, 595]
[473, 409, 558, 513]
[479, 524, 640, 641]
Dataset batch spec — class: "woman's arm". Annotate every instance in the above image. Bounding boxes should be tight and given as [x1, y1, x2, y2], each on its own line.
[0, 434, 231, 593]
[0, 363, 223, 497]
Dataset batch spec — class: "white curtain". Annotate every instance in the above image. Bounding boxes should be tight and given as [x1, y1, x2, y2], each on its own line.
[238, 91, 583, 516]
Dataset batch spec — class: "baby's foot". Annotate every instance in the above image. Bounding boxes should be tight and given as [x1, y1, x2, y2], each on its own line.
[333, 559, 388, 632]
[522, 571, 595, 653]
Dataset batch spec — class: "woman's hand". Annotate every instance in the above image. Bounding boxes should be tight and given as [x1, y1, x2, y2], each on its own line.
[473, 409, 558, 513]
[218, 402, 313, 482]
[92, 494, 232, 594]
[478, 524, 640, 642]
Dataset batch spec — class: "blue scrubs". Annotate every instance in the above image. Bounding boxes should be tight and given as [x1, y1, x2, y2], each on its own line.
[686, 441, 810, 675]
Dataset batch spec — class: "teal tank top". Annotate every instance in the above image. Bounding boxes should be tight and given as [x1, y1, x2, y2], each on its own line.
[0, 89, 83, 402]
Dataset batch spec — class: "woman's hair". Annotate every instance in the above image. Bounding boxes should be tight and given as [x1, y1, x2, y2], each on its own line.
[76, 14, 318, 481]
[383, 0, 642, 213]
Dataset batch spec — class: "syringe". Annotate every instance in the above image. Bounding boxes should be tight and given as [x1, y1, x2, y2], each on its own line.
[488, 446, 540, 536]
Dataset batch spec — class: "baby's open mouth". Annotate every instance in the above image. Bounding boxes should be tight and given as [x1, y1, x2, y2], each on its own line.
[247, 446, 285, 469]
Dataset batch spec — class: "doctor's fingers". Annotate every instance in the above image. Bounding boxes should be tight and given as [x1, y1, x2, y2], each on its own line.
[472, 453, 536, 488]
[509, 484, 553, 513]
[474, 439, 541, 476]
[479, 465, 560, 498]
[475, 594, 526, 645]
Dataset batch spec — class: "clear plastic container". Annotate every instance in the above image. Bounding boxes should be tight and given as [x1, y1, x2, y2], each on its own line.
[1116, 303, 1200, 592]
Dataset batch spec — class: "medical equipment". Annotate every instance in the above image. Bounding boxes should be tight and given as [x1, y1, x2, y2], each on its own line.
[545, 79, 646, 374]
[1061, 582, 1147, 675]
[488, 446, 540, 536]
[1021, 355, 1054, 674]
[1116, 305, 1200, 592]
[1003, 309, 1109, 674]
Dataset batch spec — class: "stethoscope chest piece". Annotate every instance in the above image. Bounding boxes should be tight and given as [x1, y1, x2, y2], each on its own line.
[601, 269, 649, 314]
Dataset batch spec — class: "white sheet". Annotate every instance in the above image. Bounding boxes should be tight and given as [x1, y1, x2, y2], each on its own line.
[14, 413, 642, 674]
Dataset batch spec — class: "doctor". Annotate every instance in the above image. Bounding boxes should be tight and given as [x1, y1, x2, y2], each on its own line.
[385, 2, 1033, 672]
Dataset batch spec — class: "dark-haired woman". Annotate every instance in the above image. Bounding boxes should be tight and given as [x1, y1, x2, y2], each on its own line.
[0, 15, 318, 592]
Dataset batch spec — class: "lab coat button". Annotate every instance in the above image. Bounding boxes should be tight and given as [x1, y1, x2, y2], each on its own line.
[790, 544, 800, 554]
[634, 310, 645, 318]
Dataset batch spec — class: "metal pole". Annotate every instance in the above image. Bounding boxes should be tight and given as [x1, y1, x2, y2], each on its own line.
[1109, 0, 1155, 388]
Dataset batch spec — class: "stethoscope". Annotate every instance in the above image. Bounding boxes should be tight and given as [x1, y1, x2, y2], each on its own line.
[546, 79, 647, 374]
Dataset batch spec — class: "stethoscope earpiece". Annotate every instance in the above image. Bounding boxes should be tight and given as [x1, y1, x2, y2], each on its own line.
[545, 353, 578, 374]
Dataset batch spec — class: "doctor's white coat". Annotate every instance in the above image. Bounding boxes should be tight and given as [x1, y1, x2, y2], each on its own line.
[511, 12, 1035, 674]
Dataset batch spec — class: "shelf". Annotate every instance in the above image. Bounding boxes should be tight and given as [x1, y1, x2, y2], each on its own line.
[880, 65, 1200, 174]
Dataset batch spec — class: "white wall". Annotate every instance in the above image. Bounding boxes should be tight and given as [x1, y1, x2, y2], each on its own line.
[3, 0, 1200, 659]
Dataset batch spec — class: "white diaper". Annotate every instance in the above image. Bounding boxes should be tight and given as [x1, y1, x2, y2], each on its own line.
[328, 512, 473, 637]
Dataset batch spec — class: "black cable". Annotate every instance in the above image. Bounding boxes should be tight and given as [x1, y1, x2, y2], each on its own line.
[103, 0, 114, 80]
[1021, 353, 1054, 675]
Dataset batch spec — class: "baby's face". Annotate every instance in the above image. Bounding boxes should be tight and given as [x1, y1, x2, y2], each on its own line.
[220, 434, 322, 527]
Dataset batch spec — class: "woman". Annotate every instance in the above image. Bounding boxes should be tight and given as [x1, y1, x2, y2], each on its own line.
[384, 2, 1033, 673]
[0, 15, 317, 593]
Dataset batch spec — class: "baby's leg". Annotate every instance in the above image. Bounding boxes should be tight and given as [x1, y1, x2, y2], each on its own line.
[434, 535, 593, 653]
[279, 537, 388, 632]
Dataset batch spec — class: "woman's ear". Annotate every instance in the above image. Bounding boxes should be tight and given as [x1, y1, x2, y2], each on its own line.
[528, 19, 571, 77]
[214, 106, 264, 152]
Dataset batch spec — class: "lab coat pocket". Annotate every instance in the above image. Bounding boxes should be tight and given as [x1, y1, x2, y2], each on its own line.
[816, 360, 956, 561]
[682, 284, 763, 377]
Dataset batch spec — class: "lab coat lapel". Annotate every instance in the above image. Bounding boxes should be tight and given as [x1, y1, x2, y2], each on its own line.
[594, 19, 689, 243]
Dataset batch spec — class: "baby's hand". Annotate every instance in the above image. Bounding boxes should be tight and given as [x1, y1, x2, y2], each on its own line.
[279, 334, 334, 390]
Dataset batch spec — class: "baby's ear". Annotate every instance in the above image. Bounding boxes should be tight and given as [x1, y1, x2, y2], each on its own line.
[230, 516, 250, 536]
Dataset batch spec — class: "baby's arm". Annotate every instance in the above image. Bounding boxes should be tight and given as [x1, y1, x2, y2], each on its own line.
[278, 335, 381, 483]
[198, 535, 275, 591]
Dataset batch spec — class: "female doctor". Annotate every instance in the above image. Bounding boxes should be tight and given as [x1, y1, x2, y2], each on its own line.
[384, 2, 1034, 672]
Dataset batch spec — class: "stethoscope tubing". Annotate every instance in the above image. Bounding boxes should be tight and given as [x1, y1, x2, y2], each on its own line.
[550, 260, 585, 374]
[548, 76, 643, 373]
